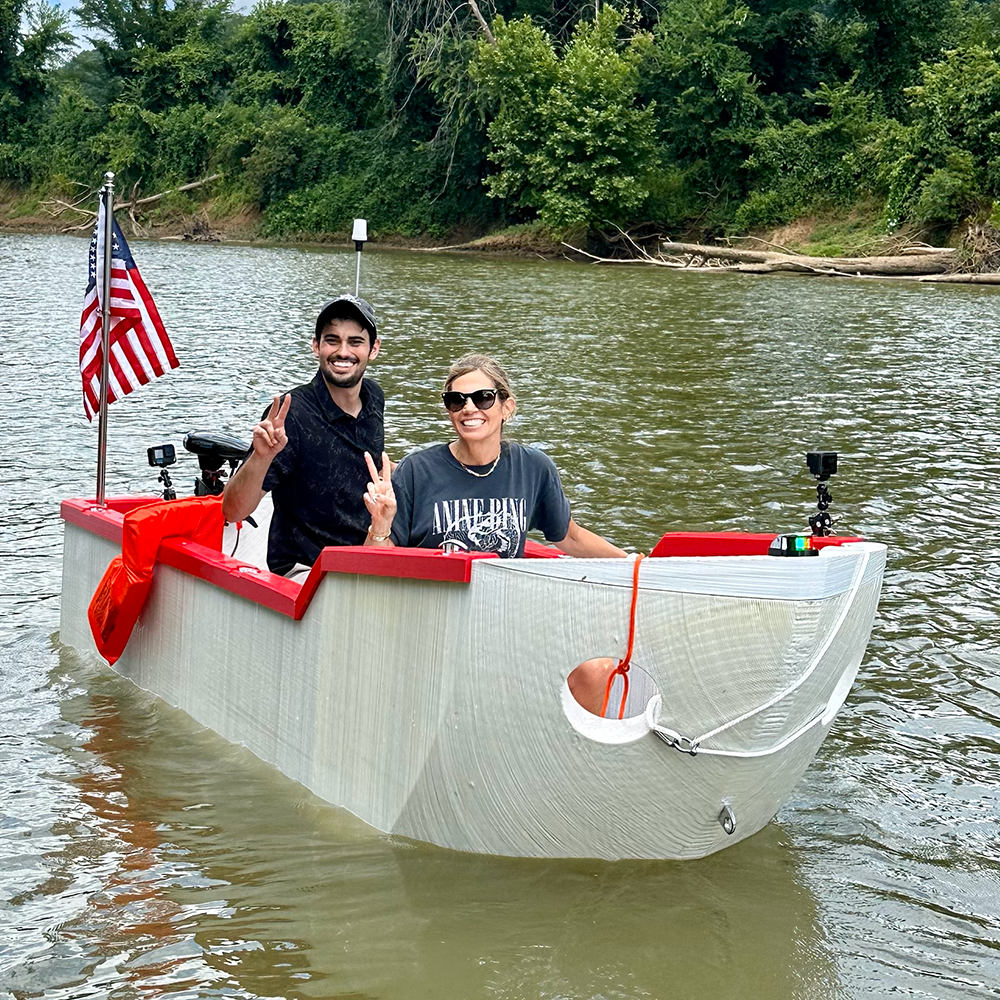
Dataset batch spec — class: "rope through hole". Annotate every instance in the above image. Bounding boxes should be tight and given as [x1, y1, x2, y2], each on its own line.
[599, 554, 645, 720]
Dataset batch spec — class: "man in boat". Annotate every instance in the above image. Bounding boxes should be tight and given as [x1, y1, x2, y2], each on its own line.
[222, 295, 387, 579]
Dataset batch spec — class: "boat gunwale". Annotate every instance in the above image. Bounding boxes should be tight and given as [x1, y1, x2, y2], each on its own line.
[60, 497, 867, 621]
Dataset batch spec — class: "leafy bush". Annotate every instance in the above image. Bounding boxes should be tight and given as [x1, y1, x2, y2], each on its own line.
[88, 100, 160, 187]
[912, 151, 977, 224]
[152, 103, 213, 181]
[0, 141, 31, 184]
[471, 6, 656, 233]
[31, 86, 107, 181]
[732, 188, 795, 230]
[880, 44, 1000, 226]
[736, 78, 881, 229]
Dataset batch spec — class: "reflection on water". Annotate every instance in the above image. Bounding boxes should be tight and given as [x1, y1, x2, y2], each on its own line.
[18, 650, 836, 1000]
[0, 233, 998, 997]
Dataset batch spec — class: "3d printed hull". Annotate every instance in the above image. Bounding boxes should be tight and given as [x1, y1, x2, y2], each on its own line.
[59, 498, 885, 860]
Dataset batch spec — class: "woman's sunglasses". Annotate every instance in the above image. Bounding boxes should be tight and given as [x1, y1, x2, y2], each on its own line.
[441, 389, 501, 412]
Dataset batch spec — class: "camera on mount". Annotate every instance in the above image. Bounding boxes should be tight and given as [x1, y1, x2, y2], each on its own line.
[147, 444, 176, 468]
[806, 450, 837, 537]
[183, 431, 249, 496]
[768, 451, 842, 556]
[807, 451, 837, 481]
[147, 443, 177, 499]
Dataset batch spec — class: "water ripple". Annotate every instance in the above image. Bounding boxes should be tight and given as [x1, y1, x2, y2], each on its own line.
[1, 234, 998, 997]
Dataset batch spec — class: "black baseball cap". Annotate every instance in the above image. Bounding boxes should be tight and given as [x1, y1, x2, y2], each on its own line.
[315, 295, 377, 341]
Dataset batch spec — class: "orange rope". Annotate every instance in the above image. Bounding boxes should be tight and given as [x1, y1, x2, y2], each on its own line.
[600, 554, 645, 720]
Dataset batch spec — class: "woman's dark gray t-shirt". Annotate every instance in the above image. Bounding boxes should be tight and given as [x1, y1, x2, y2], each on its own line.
[390, 442, 571, 557]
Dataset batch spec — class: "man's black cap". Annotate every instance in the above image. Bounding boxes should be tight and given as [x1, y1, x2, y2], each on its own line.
[315, 295, 377, 340]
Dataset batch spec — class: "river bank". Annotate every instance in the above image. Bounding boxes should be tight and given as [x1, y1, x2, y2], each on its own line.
[1, 180, 978, 271]
[0, 181, 564, 254]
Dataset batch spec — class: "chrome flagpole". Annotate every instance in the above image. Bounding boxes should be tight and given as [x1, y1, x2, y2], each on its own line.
[95, 171, 115, 506]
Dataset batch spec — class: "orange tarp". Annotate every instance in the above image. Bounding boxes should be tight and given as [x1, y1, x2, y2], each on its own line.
[88, 496, 224, 664]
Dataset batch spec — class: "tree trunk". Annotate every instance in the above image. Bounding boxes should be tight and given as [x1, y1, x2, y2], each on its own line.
[657, 241, 956, 276]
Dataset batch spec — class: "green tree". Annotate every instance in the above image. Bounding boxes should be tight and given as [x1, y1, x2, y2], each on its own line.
[0, 1, 74, 179]
[229, 0, 380, 128]
[642, 0, 764, 195]
[472, 6, 657, 232]
[739, 0, 825, 107]
[880, 43, 1000, 225]
[830, 0, 954, 111]
[74, 0, 232, 79]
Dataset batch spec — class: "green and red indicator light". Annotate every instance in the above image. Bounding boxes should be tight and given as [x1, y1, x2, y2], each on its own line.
[768, 533, 820, 557]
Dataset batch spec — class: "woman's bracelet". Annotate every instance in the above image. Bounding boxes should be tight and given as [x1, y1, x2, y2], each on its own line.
[367, 528, 391, 542]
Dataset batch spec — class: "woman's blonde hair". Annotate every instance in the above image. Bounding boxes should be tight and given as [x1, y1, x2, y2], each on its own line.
[444, 354, 515, 400]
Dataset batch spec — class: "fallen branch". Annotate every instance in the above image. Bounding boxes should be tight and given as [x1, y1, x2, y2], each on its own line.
[42, 199, 95, 219]
[43, 173, 224, 233]
[130, 173, 223, 208]
[414, 243, 475, 252]
[657, 240, 956, 275]
[917, 272, 1000, 284]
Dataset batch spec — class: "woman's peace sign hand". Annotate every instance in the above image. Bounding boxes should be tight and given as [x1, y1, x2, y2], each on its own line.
[252, 394, 291, 461]
[363, 450, 396, 539]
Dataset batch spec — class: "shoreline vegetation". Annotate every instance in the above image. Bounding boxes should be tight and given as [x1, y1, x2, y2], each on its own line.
[9, 184, 1000, 284]
[6, 2, 1000, 282]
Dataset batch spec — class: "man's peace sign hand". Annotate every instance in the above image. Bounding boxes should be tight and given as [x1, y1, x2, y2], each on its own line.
[252, 394, 291, 461]
[363, 450, 396, 539]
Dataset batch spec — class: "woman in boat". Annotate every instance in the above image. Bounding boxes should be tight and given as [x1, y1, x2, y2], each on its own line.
[362, 353, 628, 717]
[361, 354, 626, 559]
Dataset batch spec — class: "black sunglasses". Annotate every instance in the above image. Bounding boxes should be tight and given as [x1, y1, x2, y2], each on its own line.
[441, 389, 501, 412]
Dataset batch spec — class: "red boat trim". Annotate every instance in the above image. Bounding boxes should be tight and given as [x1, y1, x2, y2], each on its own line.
[649, 531, 862, 558]
[62, 498, 499, 620]
[61, 499, 864, 622]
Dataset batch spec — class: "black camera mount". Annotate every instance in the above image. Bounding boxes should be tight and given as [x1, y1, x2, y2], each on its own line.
[147, 444, 177, 500]
[806, 451, 837, 536]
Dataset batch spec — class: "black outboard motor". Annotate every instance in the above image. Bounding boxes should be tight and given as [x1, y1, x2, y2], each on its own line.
[183, 431, 249, 496]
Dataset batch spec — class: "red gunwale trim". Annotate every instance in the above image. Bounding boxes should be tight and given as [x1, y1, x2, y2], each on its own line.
[523, 538, 564, 558]
[61, 498, 499, 621]
[62, 500, 862, 623]
[649, 531, 863, 558]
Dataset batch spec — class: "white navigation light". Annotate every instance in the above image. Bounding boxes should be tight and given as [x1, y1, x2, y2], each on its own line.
[352, 218, 368, 243]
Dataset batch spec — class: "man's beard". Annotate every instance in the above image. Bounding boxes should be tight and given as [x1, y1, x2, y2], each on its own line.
[321, 359, 365, 389]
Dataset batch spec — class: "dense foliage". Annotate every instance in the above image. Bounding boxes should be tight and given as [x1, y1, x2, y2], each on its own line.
[3, 0, 1000, 240]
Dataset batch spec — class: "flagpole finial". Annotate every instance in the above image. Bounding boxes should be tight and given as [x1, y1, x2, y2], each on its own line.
[103, 171, 115, 191]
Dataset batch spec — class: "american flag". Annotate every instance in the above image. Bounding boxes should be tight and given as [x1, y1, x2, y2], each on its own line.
[79, 202, 178, 420]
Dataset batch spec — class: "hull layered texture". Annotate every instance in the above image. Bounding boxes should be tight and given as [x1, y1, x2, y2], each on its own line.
[60, 512, 884, 860]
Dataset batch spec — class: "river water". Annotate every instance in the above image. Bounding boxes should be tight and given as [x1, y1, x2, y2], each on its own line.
[0, 232, 997, 998]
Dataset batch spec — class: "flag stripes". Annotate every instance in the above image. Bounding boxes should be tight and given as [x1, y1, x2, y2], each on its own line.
[79, 202, 178, 420]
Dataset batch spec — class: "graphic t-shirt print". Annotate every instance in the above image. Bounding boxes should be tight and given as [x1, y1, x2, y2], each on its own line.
[432, 497, 527, 556]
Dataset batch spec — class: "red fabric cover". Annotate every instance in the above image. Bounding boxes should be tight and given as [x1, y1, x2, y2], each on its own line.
[88, 495, 224, 664]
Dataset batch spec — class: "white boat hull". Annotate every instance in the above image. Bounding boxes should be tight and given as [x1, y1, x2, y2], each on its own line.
[59, 505, 885, 860]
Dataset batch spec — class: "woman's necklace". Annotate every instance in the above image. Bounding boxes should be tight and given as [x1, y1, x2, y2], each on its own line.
[455, 445, 503, 477]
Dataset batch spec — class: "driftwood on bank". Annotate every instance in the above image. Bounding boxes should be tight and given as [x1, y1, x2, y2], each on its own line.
[563, 231, 1000, 284]
[658, 240, 955, 275]
[41, 174, 223, 236]
[565, 238, 957, 275]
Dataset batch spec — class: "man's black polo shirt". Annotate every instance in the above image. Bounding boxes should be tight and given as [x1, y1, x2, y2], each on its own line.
[260, 372, 385, 574]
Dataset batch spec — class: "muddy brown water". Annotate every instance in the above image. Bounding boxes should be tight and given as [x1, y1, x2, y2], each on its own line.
[1, 232, 998, 998]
